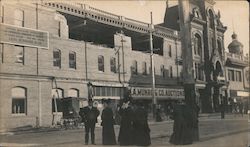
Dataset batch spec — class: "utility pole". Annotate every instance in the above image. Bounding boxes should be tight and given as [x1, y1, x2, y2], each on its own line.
[149, 12, 156, 120]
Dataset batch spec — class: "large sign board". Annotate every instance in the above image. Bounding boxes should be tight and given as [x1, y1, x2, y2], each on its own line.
[130, 87, 185, 99]
[0, 23, 49, 49]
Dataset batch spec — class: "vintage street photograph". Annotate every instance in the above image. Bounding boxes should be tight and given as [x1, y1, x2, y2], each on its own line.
[0, 0, 249, 146]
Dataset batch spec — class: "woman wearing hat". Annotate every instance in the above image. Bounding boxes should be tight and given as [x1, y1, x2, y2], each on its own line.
[118, 99, 134, 145]
[101, 99, 116, 145]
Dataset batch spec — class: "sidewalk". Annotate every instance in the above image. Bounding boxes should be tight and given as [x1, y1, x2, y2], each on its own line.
[0, 113, 246, 136]
[0, 116, 248, 147]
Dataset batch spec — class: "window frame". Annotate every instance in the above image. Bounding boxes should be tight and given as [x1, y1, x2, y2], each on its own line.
[131, 60, 138, 75]
[110, 57, 116, 73]
[168, 44, 172, 57]
[142, 62, 147, 75]
[14, 9, 24, 27]
[53, 49, 61, 68]
[69, 51, 76, 69]
[14, 45, 24, 64]
[11, 87, 27, 115]
[98, 55, 104, 72]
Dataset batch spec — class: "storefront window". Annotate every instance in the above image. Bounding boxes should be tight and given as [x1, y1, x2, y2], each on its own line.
[93, 86, 124, 97]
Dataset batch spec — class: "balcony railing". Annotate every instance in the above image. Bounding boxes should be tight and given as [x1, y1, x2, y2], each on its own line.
[225, 52, 249, 62]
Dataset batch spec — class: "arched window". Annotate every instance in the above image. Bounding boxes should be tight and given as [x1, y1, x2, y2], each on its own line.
[12, 87, 26, 114]
[98, 55, 104, 72]
[131, 60, 138, 75]
[53, 49, 61, 67]
[52, 88, 63, 98]
[142, 62, 147, 75]
[110, 57, 116, 73]
[68, 88, 79, 97]
[194, 34, 202, 56]
[69, 51, 76, 69]
[217, 39, 222, 56]
[51, 88, 63, 112]
[208, 10, 214, 28]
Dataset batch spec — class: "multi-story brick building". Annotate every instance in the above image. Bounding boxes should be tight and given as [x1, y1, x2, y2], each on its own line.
[0, 0, 248, 130]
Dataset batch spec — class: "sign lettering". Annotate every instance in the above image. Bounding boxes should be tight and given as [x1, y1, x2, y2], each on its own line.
[0, 23, 49, 49]
[130, 87, 184, 99]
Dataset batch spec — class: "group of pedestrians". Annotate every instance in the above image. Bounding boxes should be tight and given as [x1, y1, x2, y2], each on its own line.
[79, 98, 151, 146]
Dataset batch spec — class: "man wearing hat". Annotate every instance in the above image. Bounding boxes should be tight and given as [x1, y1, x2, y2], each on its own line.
[79, 99, 100, 145]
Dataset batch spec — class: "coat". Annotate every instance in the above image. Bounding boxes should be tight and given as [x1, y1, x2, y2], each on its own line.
[170, 104, 193, 145]
[133, 106, 151, 146]
[101, 107, 116, 145]
[79, 106, 100, 126]
[118, 106, 134, 145]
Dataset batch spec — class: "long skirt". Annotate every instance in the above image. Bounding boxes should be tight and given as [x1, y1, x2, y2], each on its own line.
[102, 125, 116, 145]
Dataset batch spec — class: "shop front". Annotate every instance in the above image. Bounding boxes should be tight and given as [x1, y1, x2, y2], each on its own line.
[229, 90, 249, 114]
[129, 86, 185, 119]
[88, 82, 127, 125]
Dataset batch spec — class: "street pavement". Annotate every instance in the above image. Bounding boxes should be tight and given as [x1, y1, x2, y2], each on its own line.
[0, 114, 249, 147]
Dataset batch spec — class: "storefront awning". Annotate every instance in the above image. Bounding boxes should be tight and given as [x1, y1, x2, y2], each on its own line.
[91, 81, 128, 87]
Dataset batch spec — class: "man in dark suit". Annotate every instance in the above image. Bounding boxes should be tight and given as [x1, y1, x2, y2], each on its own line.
[79, 99, 100, 145]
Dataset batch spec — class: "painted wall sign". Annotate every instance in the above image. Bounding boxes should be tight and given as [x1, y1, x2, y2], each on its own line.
[130, 87, 184, 99]
[0, 23, 49, 49]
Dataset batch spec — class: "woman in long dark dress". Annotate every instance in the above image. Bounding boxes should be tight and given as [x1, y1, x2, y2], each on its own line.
[118, 99, 134, 145]
[101, 99, 116, 145]
[133, 102, 151, 146]
[169, 102, 193, 145]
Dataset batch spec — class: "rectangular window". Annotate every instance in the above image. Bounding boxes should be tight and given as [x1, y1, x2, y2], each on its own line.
[168, 45, 172, 57]
[110, 57, 116, 73]
[0, 6, 4, 23]
[142, 62, 147, 75]
[98, 56, 104, 72]
[170, 66, 173, 78]
[69, 52, 76, 69]
[14, 9, 24, 27]
[53, 49, 61, 67]
[228, 70, 234, 81]
[93, 86, 123, 97]
[236, 71, 242, 82]
[161, 65, 165, 78]
[12, 99, 26, 114]
[0, 43, 3, 63]
[58, 21, 61, 37]
[15, 45, 24, 64]
[131, 60, 138, 75]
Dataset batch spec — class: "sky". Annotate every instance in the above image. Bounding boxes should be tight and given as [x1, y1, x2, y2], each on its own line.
[78, 0, 249, 55]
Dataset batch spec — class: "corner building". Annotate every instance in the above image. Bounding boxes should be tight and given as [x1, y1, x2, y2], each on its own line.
[0, 0, 248, 130]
